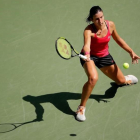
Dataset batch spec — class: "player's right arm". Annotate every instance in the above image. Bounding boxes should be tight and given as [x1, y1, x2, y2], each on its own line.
[82, 26, 92, 61]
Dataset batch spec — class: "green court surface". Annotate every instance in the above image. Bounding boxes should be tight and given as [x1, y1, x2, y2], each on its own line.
[0, 0, 140, 139]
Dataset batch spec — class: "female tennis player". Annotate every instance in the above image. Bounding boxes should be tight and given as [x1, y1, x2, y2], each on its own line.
[76, 6, 140, 121]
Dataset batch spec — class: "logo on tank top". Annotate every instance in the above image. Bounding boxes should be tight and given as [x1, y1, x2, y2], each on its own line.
[108, 36, 111, 39]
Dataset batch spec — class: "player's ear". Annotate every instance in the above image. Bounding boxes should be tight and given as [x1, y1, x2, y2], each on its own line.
[90, 17, 93, 22]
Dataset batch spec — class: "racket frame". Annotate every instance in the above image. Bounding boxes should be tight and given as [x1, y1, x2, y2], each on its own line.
[55, 37, 80, 60]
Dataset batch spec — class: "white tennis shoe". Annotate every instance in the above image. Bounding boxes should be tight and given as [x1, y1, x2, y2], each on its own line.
[125, 75, 138, 84]
[76, 106, 86, 121]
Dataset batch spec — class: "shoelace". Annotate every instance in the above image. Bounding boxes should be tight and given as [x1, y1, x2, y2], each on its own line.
[125, 80, 132, 85]
[125, 76, 132, 85]
[76, 106, 84, 115]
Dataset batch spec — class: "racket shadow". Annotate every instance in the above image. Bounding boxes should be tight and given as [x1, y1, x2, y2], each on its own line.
[23, 82, 119, 120]
[0, 119, 40, 133]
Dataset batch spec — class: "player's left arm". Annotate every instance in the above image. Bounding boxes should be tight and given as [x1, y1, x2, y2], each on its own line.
[110, 21, 140, 64]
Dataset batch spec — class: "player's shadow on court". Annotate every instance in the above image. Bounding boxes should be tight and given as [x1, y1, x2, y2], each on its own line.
[23, 83, 119, 120]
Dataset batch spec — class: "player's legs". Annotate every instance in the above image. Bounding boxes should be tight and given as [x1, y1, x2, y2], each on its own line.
[76, 60, 98, 121]
[100, 64, 138, 85]
[100, 64, 127, 85]
[98, 54, 138, 85]
[80, 60, 98, 106]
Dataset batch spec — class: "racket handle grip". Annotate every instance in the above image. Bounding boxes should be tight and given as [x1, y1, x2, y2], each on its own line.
[79, 54, 87, 59]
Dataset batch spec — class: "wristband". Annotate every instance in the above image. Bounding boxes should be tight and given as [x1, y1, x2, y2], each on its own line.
[85, 52, 90, 55]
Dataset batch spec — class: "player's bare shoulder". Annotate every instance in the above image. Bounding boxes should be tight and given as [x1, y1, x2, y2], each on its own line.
[108, 21, 115, 34]
[84, 24, 93, 37]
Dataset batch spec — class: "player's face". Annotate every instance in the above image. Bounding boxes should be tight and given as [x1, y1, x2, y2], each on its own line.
[92, 11, 104, 27]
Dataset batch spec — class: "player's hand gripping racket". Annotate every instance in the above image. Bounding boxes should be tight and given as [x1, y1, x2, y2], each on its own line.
[55, 37, 87, 60]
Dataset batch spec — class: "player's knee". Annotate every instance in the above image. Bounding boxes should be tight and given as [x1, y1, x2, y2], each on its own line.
[88, 75, 98, 86]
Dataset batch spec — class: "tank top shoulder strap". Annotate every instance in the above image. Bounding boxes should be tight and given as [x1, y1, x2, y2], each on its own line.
[105, 20, 111, 35]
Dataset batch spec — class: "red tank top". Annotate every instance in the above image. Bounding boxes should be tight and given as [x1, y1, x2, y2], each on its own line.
[90, 20, 111, 57]
[82, 20, 111, 57]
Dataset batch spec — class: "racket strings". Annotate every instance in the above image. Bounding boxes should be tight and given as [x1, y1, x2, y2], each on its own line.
[56, 37, 82, 59]
[56, 38, 72, 59]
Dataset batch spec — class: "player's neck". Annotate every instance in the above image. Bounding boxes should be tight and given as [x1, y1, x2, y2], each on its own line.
[94, 22, 106, 35]
[96, 22, 106, 30]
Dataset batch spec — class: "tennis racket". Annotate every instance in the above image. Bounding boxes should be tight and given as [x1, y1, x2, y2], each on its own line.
[55, 37, 87, 60]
